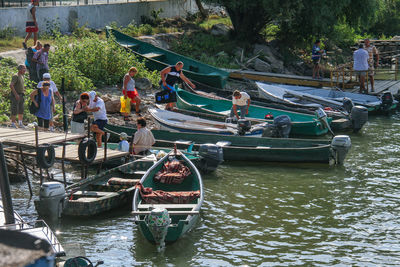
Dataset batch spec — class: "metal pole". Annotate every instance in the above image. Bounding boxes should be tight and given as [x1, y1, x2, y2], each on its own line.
[61, 143, 66, 187]
[19, 146, 33, 197]
[61, 78, 68, 133]
[35, 126, 43, 185]
[0, 142, 15, 225]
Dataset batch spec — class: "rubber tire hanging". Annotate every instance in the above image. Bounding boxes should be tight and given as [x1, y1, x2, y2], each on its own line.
[78, 138, 97, 164]
[36, 144, 55, 169]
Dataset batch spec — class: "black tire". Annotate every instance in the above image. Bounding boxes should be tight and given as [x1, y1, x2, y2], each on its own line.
[36, 144, 55, 169]
[78, 138, 97, 164]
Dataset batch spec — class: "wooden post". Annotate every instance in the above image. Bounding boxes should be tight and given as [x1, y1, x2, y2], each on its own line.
[35, 125, 43, 185]
[395, 57, 398, 81]
[19, 146, 33, 197]
[330, 69, 333, 88]
[87, 117, 91, 139]
[342, 68, 345, 90]
[0, 142, 15, 225]
[61, 143, 67, 187]
[61, 78, 68, 133]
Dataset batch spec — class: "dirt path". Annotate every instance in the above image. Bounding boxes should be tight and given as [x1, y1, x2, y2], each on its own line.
[0, 49, 26, 65]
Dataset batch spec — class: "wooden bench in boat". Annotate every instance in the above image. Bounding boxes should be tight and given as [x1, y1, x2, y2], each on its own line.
[132, 210, 199, 216]
[141, 52, 164, 60]
[118, 42, 139, 49]
[138, 204, 197, 210]
[72, 191, 113, 197]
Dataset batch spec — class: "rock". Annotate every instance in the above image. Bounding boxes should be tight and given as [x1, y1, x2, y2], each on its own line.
[392, 36, 400, 41]
[253, 58, 272, 72]
[102, 95, 112, 103]
[136, 78, 153, 91]
[210, 23, 231, 36]
[253, 44, 284, 73]
[138, 32, 183, 50]
[105, 99, 121, 114]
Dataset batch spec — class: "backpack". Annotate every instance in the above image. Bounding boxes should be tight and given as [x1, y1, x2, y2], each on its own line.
[26, 47, 35, 67]
[29, 89, 41, 115]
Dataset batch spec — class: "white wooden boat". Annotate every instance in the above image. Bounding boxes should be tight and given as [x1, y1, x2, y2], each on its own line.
[149, 108, 265, 137]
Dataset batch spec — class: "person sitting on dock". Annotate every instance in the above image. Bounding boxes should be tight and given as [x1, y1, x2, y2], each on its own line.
[30, 82, 55, 130]
[118, 132, 130, 152]
[312, 40, 325, 80]
[71, 92, 89, 134]
[122, 67, 141, 119]
[87, 91, 108, 147]
[160, 61, 196, 110]
[131, 117, 155, 156]
[364, 38, 379, 92]
[353, 44, 369, 94]
[10, 65, 27, 128]
[230, 90, 251, 120]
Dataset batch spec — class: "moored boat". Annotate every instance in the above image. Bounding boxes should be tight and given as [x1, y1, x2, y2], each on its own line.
[176, 89, 331, 136]
[149, 107, 266, 137]
[132, 149, 203, 249]
[105, 124, 352, 165]
[106, 27, 229, 88]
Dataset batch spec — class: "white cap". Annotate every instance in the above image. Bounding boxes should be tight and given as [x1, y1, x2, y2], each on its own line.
[120, 132, 128, 140]
[89, 91, 96, 102]
[43, 73, 51, 79]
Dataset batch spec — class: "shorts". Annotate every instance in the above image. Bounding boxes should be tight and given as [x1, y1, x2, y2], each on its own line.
[10, 93, 24, 116]
[312, 57, 321, 65]
[26, 21, 38, 33]
[355, 70, 367, 77]
[368, 62, 375, 76]
[37, 117, 50, 129]
[93, 119, 107, 130]
[123, 89, 139, 103]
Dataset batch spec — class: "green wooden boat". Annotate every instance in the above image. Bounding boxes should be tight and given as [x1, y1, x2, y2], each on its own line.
[105, 124, 351, 164]
[35, 157, 157, 217]
[176, 89, 332, 136]
[132, 149, 203, 249]
[106, 27, 229, 88]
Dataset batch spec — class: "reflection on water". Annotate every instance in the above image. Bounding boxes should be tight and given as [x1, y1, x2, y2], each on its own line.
[8, 114, 400, 266]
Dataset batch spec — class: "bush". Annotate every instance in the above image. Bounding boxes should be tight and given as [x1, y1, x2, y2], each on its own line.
[0, 26, 16, 40]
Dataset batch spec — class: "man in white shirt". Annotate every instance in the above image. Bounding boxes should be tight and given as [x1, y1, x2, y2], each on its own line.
[353, 44, 369, 94]
[37, 73, 63, 131]
[230, 90, 251, 119]
[131, 117, 155, 155]
[87, 91, 108, 147]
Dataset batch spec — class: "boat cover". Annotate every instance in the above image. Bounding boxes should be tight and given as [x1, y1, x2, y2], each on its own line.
[136, 183, 200, 204]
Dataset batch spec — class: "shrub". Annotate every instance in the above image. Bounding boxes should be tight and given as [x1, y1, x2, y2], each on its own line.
[0, 26, 16, 40]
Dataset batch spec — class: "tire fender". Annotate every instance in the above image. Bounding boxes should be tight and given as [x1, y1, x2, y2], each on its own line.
[36, 144, 55, 169]
[78, 138, 97, 164]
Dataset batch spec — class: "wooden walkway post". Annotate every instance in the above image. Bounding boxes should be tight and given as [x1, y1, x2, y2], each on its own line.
[0, 142, 15, 224]
[19, 146, 33, 197]
[35, 125, 44, 185]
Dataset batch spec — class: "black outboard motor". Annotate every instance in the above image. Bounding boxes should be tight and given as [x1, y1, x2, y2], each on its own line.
[237, 119, 251, 136]
[350, 105, 368, 133]
[274, 115, 292, 138]
[198, 144, 224, 173]
[342, 97, 354, 113]
[381, 92, 394, 111]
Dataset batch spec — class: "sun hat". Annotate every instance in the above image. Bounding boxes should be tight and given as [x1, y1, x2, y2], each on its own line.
[120, 132, 128, 140]
[43, 73, 51, 79]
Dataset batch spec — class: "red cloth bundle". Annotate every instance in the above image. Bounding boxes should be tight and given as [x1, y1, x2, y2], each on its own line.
[154, 160, 191, 184]
[135, 183, 200, 204]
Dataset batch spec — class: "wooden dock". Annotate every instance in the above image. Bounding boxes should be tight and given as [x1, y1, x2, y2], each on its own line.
[349, 80, 400, 95]
[0, 127, 84, 147]
[229, 70, 358, 89]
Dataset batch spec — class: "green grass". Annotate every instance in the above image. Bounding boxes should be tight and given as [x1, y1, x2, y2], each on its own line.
[197, 15, 232, 30]
[0, 37, 54, 52]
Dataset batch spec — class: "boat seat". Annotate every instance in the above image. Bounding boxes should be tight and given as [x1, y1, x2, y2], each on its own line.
[175, 140, 193, 145]
[138, 204, 197, 210]
[108, 178, 140, 186]
[216, 141, 231, 147]
[256, 146, 271, 149]
[118, 42, 139, 49]
[141, 52, 164, 60]
[72, 191, 111, 197]
[132, 210, 199, 216]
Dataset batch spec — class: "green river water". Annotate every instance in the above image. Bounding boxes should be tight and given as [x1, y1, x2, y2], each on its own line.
[8, 113, 400, 266]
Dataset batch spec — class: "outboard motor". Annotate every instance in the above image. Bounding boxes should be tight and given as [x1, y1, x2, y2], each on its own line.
[331, 135, 352, 165]
[350, 105, 368, 133]
[34, 182, 66, 219]
[342, 97, 354, 113]
[225, 117, 238, 124]
[381, 92, 394, 111]
[273, 115, 291, 138]
[145, 208, 171, 251]
[237, 119, 251, 136]
[198, 144, 224, 173]
[316, 107, 333, 135]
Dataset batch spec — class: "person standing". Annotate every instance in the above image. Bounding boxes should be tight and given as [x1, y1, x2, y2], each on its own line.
[230, 90, 251, 120]
[131, 117, 155, 155]
[364, 38, 379, 92]
[30, 82, 55, 130]
[10, 65, 27, 128]
[25, 41, 41, 82]
[122, 67, 141, 119]
[312, 40, 325, 80]
[160, 61, 196, 110]
[87, 91, 108, 147]
[353, 44, 369, 94]
[32, 43, 50, 81]
[71, 93, 89, 134]
[38, 73, 62, 131]
[23, 0, 39, 49]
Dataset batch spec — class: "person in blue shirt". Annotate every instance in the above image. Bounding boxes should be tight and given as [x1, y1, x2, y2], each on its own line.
[118, 132, 130, 152]
[312, 40, 324, 79]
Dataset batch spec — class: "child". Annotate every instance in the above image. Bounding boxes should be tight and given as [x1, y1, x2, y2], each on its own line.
[118, 132, 130, 152]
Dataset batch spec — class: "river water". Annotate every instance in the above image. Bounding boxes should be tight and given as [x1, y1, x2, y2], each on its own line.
[9, 113, 400, 266]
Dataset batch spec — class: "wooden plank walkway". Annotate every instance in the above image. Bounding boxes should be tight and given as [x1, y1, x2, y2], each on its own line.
[54, 144, 128, 164]
[0, 127, 85, 147]
[349, 80, 400, 95]
[229, 70, 358, 89]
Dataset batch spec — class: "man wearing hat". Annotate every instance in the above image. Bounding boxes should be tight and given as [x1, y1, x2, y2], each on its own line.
[37, 73, 62, 131]
[87, 91, 108, 147]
